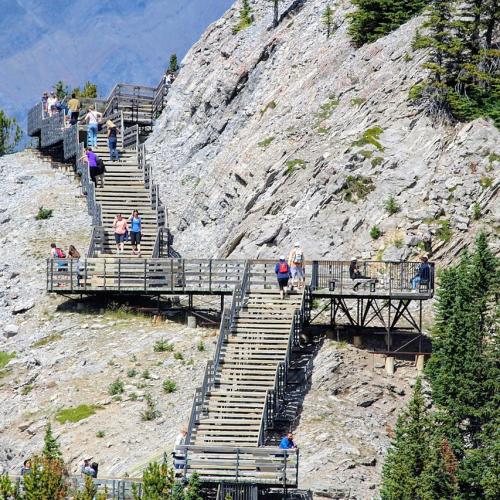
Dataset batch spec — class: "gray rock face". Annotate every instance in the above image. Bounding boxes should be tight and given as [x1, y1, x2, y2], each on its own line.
[3, 324, 19, 338]
[147, 0, 499, 263]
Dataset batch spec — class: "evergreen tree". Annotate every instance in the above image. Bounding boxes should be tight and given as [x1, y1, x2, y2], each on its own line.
[381, 379, 432, 499]
[23, 455, 67, 500]
[322, 5, 335, 39]
[169, 54, 179, 73]
[183, 473, 202, 500]
[74, 82, 98, 98]
[0, 109, 22, 156]
[53, 80, 70, 100]
[139, 461, 175, 499]
[0, 473, 16, 499]
[348, 0, 429, 47]
[42, 423, 62, 460]
[233, 0, 253, 33]
[74, 475, 98, 500]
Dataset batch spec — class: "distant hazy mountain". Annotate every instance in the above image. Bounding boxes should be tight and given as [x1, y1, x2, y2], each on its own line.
[0, 0, 233, 126]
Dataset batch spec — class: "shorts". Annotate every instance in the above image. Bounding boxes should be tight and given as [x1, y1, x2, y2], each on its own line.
[291, 266, 305, 279]
[130, 231, 142, 245]
[115, 233, 125, 244]
[278, 278, 289, 290]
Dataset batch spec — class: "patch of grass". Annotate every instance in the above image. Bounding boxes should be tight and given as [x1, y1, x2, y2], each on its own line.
[342, 175, 375, 203]
[174, 352, 184, 361]
[472, 203, 481, 221]
[371, 156, 384, 167]
[0, 352, 16, 369]
[197, 340, 205, 352]
[96, 430, 105, 438]
[35, 206, 53, 220]
[370, 226, 381, 240]
[32, 333, 62, 348]
[316, 126, 331, 134]
[260, 100, 277, 116]
[153, 339, 173, 352]
[393, 237, 404, 249]
[108, 378, 124, 396]
[129, 392, 138, 401]
[315, 94, 340, 122]
[334, 340, 348, 349]
[284, 158, 306, 176]
[488, 152, 500, 164]
[127, 368, 138, 378]
[409, 83, 425, 102]
[141, 369, 151, 380]
[350, 97, 366, 106]
[479, 176, 493, 188]
[257, 136, 275, 148]
[21, 385, 33, 396]
[384, 195, 400, 215]
[112, 395, 122, 402]
[352, 126, 384, 151]
[130, 354, 137, 362]
[403, 53, 413, 62]
[163, 379, 177, 394]
[435, 220, 453, 243]
[375, 248, 385, 261]
[55, 404, 100, 424]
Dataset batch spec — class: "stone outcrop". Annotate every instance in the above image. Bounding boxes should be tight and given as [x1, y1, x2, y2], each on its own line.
[147, 0, 499, 262]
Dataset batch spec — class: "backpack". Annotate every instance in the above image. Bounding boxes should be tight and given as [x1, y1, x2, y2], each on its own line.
[96, 157, 106, 174]
[293, 249, 303, 264]
[278, 261, 289, 274]
[55, 247, 66, 258]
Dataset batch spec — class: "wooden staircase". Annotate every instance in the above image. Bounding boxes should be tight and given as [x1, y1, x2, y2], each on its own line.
[191, 289, 302, 447]
[93, 134, 157, 257]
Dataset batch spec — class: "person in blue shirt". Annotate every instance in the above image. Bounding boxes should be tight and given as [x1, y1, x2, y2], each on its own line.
[129, 210, 142, 256]
[279, 432, 297, 449]
[275, 256, 291, 300]
[412, 256, 430, 291]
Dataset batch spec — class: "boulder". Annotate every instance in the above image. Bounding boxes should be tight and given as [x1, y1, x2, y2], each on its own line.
[12, 301, 35, 315]
[3, 324, 19, 338]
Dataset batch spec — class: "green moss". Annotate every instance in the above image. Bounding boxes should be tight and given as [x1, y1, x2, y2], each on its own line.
[352, 126, 384, 151]
[350, 97, 366, 106]
[315, 94, 340, 122]
[284, 159, 306, 176]
[32, 333, 62, 348]
[55, 404, 100, 424]
[371, 156, 384, 167]
[257, 136, 275, 148]
[342, 175, 375, 203]
[0, 352, 16, 369]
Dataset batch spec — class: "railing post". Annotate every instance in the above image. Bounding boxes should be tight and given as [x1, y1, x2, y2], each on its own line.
[70, 258, 73, 291]
[103, 259, 107, 291]
[144, 259, 147, 292]
[118, 258, 121, 292]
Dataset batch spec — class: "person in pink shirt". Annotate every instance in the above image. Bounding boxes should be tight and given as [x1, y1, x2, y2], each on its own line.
[112, 214, 128, 254]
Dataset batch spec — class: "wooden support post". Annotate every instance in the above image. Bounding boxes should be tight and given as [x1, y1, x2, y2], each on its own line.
[353, 335, 363, 348]
[416, 354, 425, 374]
[385, 356, 395, 376]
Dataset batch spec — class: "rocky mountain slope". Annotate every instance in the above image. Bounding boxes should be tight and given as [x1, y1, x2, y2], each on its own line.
[148, 0, 499, 262]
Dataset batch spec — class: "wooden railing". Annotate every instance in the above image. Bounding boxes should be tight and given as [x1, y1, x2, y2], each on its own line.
[179, 445, 299, 487]
[27, 102, 44, 136]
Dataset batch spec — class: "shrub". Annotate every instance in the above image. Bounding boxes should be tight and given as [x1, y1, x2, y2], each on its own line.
[141, 369, 151, 380]
[351, 97, 366, 106]
[479, 176, 493, 188]
[197, 340, 205, 352]
[284, 159, 306, 176]
[260, 100, 277, 115]
[108, 378, 124, 396]
[359, 149, 373, 158]
[342, 175, 375, 202]
[371, 156, 384, 167]
[96, 430, 105, 438]
[163, 379, 177, 393]
[233, 0, 253, 33]
[393, 237, 404, 249]
[35, 206, 53, 220]
[55, 404, 99, 424]
[370, 226, 382, 239]
[127, 368, 138, 378]
[257, 136, 275, 148]
[384, 195, 400, 215]
[153, 338, 173, 352]
[435, 220, 453, 243]
[472, 203, 481, 221]
[352, 126, 384, 151]
[316, 126, 331, 134]
[409, 83, 425, 102]
[21, 385, 33, 396]
[141, 394, 160, 421]
[129, 392, 138, 401]
[174, 352, 184, 361]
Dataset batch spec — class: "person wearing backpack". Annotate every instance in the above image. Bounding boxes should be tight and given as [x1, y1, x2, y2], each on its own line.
[288, 242, 305, 290]
[275, 256, 290, 300]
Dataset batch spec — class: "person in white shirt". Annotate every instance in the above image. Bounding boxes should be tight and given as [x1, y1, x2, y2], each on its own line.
[288, 242, 306, 290]
[82, 105, 102, 147]
[47, 92, 58, 117]
[172, 429, 187, 474]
